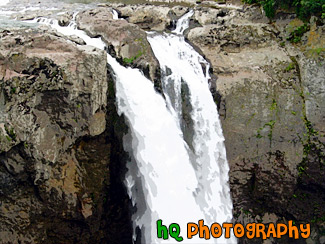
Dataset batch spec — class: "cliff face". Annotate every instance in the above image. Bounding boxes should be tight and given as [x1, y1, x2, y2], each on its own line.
[186, 5, 324, 243]
[0, 27, 132, 243]
[0, 1, 324, 244]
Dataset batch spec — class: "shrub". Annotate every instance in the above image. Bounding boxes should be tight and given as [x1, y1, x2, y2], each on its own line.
[287, 23, 310, 43]
[243, 0, 325, 20]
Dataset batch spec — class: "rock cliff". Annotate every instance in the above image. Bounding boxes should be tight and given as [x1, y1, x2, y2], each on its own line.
[186, 4, 324, 243]
[0, 27, 132, 243]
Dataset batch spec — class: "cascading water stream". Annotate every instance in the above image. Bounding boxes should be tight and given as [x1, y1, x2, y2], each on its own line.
[25, 9, 235, 244]
[0, 0, 10, 7]
[172, 9, 194, 35]
[146, 11, 236, 244]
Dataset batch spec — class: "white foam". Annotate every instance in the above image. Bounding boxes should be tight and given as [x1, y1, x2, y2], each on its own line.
[0, 0, 10, 7]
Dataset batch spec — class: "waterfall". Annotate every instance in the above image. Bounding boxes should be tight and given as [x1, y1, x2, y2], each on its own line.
[145, 11, 235, 244]
[27, 9, 235, 244]
[172, 9, 194, 35]
[111, 9, 119, 20]
[0, 0, 10, 7]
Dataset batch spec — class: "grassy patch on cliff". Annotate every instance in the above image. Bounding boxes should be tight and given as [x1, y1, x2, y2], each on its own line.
[243, 0, 324, 20]
[123, 50, 144, 64]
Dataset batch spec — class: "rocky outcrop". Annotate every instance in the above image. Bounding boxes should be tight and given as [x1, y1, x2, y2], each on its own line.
[76, 7, 160, 87]
[0, 27, 132, 243]
[117, 5, 189, 31]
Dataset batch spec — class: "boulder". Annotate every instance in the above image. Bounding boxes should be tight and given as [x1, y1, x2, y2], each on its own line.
[76, 7, 160, 85]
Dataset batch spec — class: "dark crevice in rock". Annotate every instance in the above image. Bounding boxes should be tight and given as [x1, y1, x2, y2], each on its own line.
[153, 65, 163, 94]
[104, 70, 133, 244]
[180, 79, 195, 153]
[166, 19, 177, 31]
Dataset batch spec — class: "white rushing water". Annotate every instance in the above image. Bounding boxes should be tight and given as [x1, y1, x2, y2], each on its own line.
[146, 11, 235, 244]
[172, 9, 193, 35]
[111, 9, 119, 20]
[0, 0, 10, 7]
[26, 9, 235, 244]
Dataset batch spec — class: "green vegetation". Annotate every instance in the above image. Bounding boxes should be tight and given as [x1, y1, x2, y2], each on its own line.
[265, 120, 276, 141]
[123, 38, 147, 65]
[242, 0, 324, 20]
[308, 47, 325, 56]
[123, 56, 137, 64]
[10, 87, 16, 94]
[287, 23, 310, 43]
[123, 50, 144, 64]
[311, 216, 325, 223]
[246, 112, 256, 126]
[288, 55, 325, 181]
[256, 120, 276, 143]
[285, 62, 296, 71]
[256, 98, 278, 143]
[270, 99, 277, 111]
[4, 125, 16, 142]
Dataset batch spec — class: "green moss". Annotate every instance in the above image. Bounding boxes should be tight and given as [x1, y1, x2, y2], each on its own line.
[290, 55, 325, 180]
[4, 125, 16, 142]
[256, 131, 263, 138]
[123, 57, 136, 64]
[311, 216, 325, 223]
[298, 165, 306, 176]
[243, 0, 324, 21]
[270, 99, 277, 111]
[123, 50, 144, 64]
[255, 119, 276, 146]
[10, 87, 16, 94]
[308, 47, 325, 56]
[287, 24, 310, 43]
[123, 38, 147, 65]
[285, 62, 295, 72]
[265, 120, 276, 142]
[246, 113, 256, 126]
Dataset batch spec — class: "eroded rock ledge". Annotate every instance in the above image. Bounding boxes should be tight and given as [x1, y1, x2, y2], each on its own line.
[76, 7, 161, 89]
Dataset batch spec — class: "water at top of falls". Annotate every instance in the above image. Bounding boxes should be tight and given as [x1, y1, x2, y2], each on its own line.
[25, 17, 106, 49]
[0, 0, 10, 7]
[26, 9, 235, 244]
[111, 9, 119, 20]
[172, 9, 194, 35]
